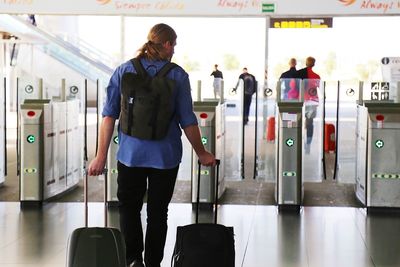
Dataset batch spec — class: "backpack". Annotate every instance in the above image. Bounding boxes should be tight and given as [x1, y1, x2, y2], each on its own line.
[119, 58, 177, 140]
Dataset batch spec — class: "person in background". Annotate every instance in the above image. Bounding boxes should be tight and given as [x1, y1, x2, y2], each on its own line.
[296, 56, 321, 153]
[27, 14, 37, 26]
[233, 67, 257, 125]
[88, 23, 216, 267]
[210, 64, 223, 99]
[279, 58, 298, 99]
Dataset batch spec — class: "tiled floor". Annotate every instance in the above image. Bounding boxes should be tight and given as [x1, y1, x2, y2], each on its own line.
[1, 202, 400, 267]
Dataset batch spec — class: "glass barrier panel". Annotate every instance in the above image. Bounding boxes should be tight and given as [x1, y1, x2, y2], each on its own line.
[279, 78, 302, 102]
[302, 79, 323, 182]
[337, 79, 360, 183]
[256, 80, 276, 182]
[224, 80, 244, 180]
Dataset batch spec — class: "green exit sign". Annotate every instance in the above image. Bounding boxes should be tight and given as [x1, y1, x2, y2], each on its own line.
[262, 3, 275, 13]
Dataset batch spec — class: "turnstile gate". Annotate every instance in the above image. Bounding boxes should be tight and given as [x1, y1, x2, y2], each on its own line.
[192, 100, 226, 207]
[107, 122, 119, 204]
[0, 78, 5, 186]
[356, 101, 400, 209]
[20, 99, 51, 205]
[275, 101, 304, 211]
[20, 99, 82, 207]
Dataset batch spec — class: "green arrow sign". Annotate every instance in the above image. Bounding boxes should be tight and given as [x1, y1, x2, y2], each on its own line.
[283, 171, 296, 177]
[375, 139, 384, 149]
[201, 137, 208, 145]
[286, 138, 294, 147]
[113, 136, 119, 144]
[27, 134, 36, 143]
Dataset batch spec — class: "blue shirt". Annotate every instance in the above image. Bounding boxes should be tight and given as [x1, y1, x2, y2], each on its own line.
[102, 58, 198, 169]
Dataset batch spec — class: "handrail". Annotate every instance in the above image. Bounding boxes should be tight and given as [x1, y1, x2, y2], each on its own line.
[55, 34, 117, 69]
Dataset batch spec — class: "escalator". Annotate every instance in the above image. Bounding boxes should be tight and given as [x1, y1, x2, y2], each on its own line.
[0, 14, 113, 82]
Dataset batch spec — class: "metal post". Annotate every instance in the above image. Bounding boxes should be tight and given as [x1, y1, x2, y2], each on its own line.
[358, 81, 364, 104]
[220, 80, 224, 104]
[197, 80, 201, 102]
[276, 81, 282, 102]
[61, 79, 66, 102]
[38, 78, 43, 100]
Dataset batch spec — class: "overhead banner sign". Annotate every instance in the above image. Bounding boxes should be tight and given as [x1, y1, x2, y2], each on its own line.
[1, 0, 400, 15]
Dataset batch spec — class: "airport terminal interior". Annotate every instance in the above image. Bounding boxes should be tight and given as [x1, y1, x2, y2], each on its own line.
[1, 12, 400, 267]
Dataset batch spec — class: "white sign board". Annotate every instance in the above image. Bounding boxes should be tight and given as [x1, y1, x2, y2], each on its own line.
[381, 57, 400, 82]
[1, 0, 400, 16]
[381, 57, 400, 101]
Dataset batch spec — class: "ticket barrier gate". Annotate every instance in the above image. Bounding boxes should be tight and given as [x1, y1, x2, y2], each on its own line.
[107, 122, 119, 205]
[0, 78, 4, 187]
[355, 101, 400, 210]
[192, 100, 226, 209]
[20, 100, 51, 207]
[275, 101, 304, 211]
[20, 99, 82, 207]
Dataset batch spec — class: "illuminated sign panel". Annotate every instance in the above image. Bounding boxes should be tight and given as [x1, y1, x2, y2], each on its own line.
[271, 18, 333, 28]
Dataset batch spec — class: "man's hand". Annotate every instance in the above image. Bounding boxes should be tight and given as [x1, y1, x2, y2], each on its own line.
[87, 157, 106, 176]
[197, 151, 216, 167]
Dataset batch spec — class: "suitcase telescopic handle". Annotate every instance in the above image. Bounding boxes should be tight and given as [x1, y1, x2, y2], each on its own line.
[84, 168, 108, 228]
[196, 159, 220, 224]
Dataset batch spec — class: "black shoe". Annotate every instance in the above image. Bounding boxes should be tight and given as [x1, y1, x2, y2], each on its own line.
[129, 259, 145, 267]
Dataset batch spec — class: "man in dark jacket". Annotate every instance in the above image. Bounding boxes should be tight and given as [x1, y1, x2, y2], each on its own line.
[210, 64, 223, 98]
[234, 67, 257, 125]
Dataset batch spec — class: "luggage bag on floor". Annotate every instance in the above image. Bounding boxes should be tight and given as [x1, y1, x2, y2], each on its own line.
[172, 159, 235, 267]
[66, 170, 126, 267]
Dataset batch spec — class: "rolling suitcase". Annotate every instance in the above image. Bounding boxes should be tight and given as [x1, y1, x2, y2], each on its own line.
[66, 170, 126, 267]
[172, 159, 235, 267]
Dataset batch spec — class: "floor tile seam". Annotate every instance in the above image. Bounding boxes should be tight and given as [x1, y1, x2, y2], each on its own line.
[0, 237, 42, 265]
[302, 213, 312, 267]
[36, 245, 67, 265]
[0, 258, 41, 265]
[238, 204, 262, 267]
[254, 181, 266, 205]
[0, 237, 21, 251]
[0, 209, 40, 249]
[352, 208, 377, 266]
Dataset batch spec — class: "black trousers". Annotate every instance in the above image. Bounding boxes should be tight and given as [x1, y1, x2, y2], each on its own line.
[243, 94, 253, 123]
[117, 161, 179, 267]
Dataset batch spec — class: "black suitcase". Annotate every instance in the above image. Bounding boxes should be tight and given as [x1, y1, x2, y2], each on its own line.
[66, 170, 126, 267]
[172, 159, 235, 267]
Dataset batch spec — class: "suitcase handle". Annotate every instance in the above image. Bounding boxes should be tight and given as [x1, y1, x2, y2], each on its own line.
[196, 159, 220, 224]
[84, 168, 108, 227]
